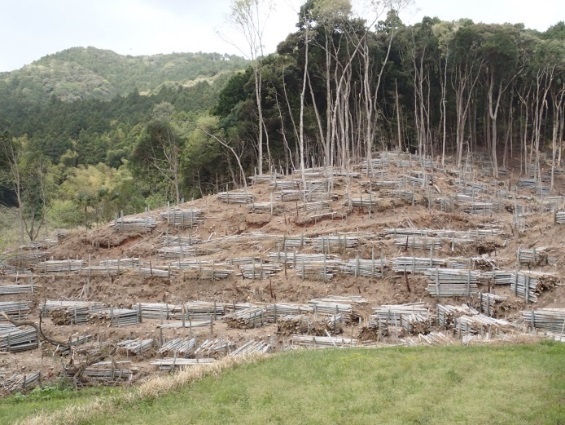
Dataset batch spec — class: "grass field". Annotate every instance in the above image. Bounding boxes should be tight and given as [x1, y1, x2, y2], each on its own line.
[6, 342, 565, 425]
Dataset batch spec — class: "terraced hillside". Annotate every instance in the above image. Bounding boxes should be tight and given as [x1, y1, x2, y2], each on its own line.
[1, 151, 564, 394]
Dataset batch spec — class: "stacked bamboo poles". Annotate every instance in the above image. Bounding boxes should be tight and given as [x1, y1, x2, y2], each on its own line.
[511, 271, 559, 303]
[87, 308, 140, 327]
[517, 247, 548, 266]
[268, 252, 335, 265]
[0, 371, 40, 394]
[224, 307, 266, 329]
[308, 298, 357, 321]
[117, 339, 154, 356]
[394, 236, 442, 250]
[312, 235, 359, 252]
[43, 300, 106, 325]
[340, 256, 386, 278]
[403, 331, 453, 346]
[392, 257, 447, 273]
[0, 301, 32, 321]
[424, 268, 480, 297]
[217, 190, 255, 204]
[0, 285, 35, 295]
[276, 315, 342, 336]
[264, 303, 313, 322]
[99, 258, 140, 269]
[0, 324, 38, 352]
[169, 263, 233, 280]
[371, 303, 429, 328]
[478, 293, 507, 317]
[455, 314, 511, 336]
[151, 358, 215, 371]
[522, 308, 565, 334]
[229, 339, 271, 356]
[35, 259, 84, 273]
[160, 208, 204, 227]
[248, 202, 284, 215]
[111, 216, 157, 232]
[194, 339, 235, 358]
[436, 304, 479, 329]
[290, 335, 357, 348]
[295, 260, 339, 281]
[158, 245, 217, 258]
[349, 193, 380, 210]
[158, 337, 197, 357]
[239, 262, 281, 280]
[82, 361, 136, 382]
[554, 211, 565, 224]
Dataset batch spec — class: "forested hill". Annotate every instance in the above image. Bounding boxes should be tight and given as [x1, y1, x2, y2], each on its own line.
[0, 47, 247, 103]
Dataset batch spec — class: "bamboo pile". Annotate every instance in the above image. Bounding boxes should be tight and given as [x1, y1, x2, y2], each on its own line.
[394, 236, 442, 250]
[425, 283, 479, 297]
[79, 266, 122, 277]
[5, 251, 48, 269]
[239, 262, 281, 280]
[160, 208, 204, 227]
[436, 304, 478, 329]
[424, 268, 481, 285]
[517, 247, 548, 266]
[290, 335, 356, 348]
[404, 172, 432, 187]
[455, 314, 511, 336]
[224, 307, 266, 329]
[276, 315, 342, 336]
[248, 202, 284, 215]
[87, 308, 140, 327]
[44, 301, 106, 325]
[0, 324, 38, 352]
[358, 321, 386, 341]
[82, 361, 136, 382]
[111, 216, 157, 232]
[402, 314, 432, 335]
[554, 211, 565, 224]
[349, 194, 380, 210]
[118, 339, 154, 356]
[35, 259, 84, 273]
[56, 334, 92, 356]
[177, 302, 225, 320]
[308, 299, 356, 321]
[313, 235, 359, 252]
[511, 271, 559, 303]
[137, 267, 170, 278]
[293, 259, 339, 281]
[340, 257, 386, 278]
[158, 318, 213, 329]
[279, 189, 306, 202]
[173, 265, 233, 280]
[522, 308, 565, 334]
[463, 202, 498, 215]
[151, 358, 214, 371]
[158, 245, 217, 258]
[392, 257, 447, 273]
[268, 252, 334, 265]
[0, 371, 40, 394]
[478, 293, 508, 317]
[217, 190, 255, 204]
[194, 338, 235, 358]
[229, 339, 271, 356]
[372, 303, 429, 327]
[0, 301, 32, 321]
[99, 258, 140, 269]
[403, 332, 452, 346]
[0, 285, 34, 295]
[269, 179, 301, 190]
[264, 304, 313, 322]
[299, 201, 331, 214]
[158, 337, 197, 357]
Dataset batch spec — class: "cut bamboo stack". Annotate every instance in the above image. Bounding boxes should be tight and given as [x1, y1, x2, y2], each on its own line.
[158, 338, 197, 357]
[35, 259, 84, 273]
[224, 307, 266, 329]
[511, 271, 559, 303]
[424, 268, 480, 297]
[111, 216, 157, 232]
[522, 308, 565, 334]
[340, 257, 386, 278]
[0, 371, 40, 394]
[290, 335, 356, 348]
[194, 338, 235, 358]
[0, 324, 38, 352]
[392, 257, 447, 273]
[82, 361, 136, 382]
[0, 301, 32, 321]
[0, 285, 34, 296]
[478, 292, 508, 317]
[517, 247, 548, 266]
[117, 339, 154, 356]
[239, 262, 281, 280]
[217, 190, 255, 204]
[229, 339, 271, 356]
[87, 308, 140, 327]
[455, 314, 511, 336]
[160, 208, 204, 227]
[436, 304, 478, 329]
[44, 300, 106, 325]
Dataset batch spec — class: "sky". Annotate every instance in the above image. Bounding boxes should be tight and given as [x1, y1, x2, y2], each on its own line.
[0, 0, 562, 72]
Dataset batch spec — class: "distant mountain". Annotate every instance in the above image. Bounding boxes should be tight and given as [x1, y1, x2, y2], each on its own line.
[0, 46, 248, 103]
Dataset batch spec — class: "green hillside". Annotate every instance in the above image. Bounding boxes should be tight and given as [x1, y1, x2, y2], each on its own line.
[0, 47, 247, 102]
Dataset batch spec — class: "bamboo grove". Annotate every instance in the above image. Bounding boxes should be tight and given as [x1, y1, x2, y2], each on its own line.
[215, 1, 565, 185]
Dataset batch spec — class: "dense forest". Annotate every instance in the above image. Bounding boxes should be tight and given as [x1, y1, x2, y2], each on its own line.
[0, 0, 564, 244]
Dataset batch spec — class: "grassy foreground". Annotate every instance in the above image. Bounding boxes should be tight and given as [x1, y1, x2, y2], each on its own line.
[6, 342, 565, 425]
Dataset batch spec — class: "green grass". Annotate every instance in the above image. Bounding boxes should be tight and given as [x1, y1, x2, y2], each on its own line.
[8, 342, 565, 425]
[0, 383, 117, 424]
